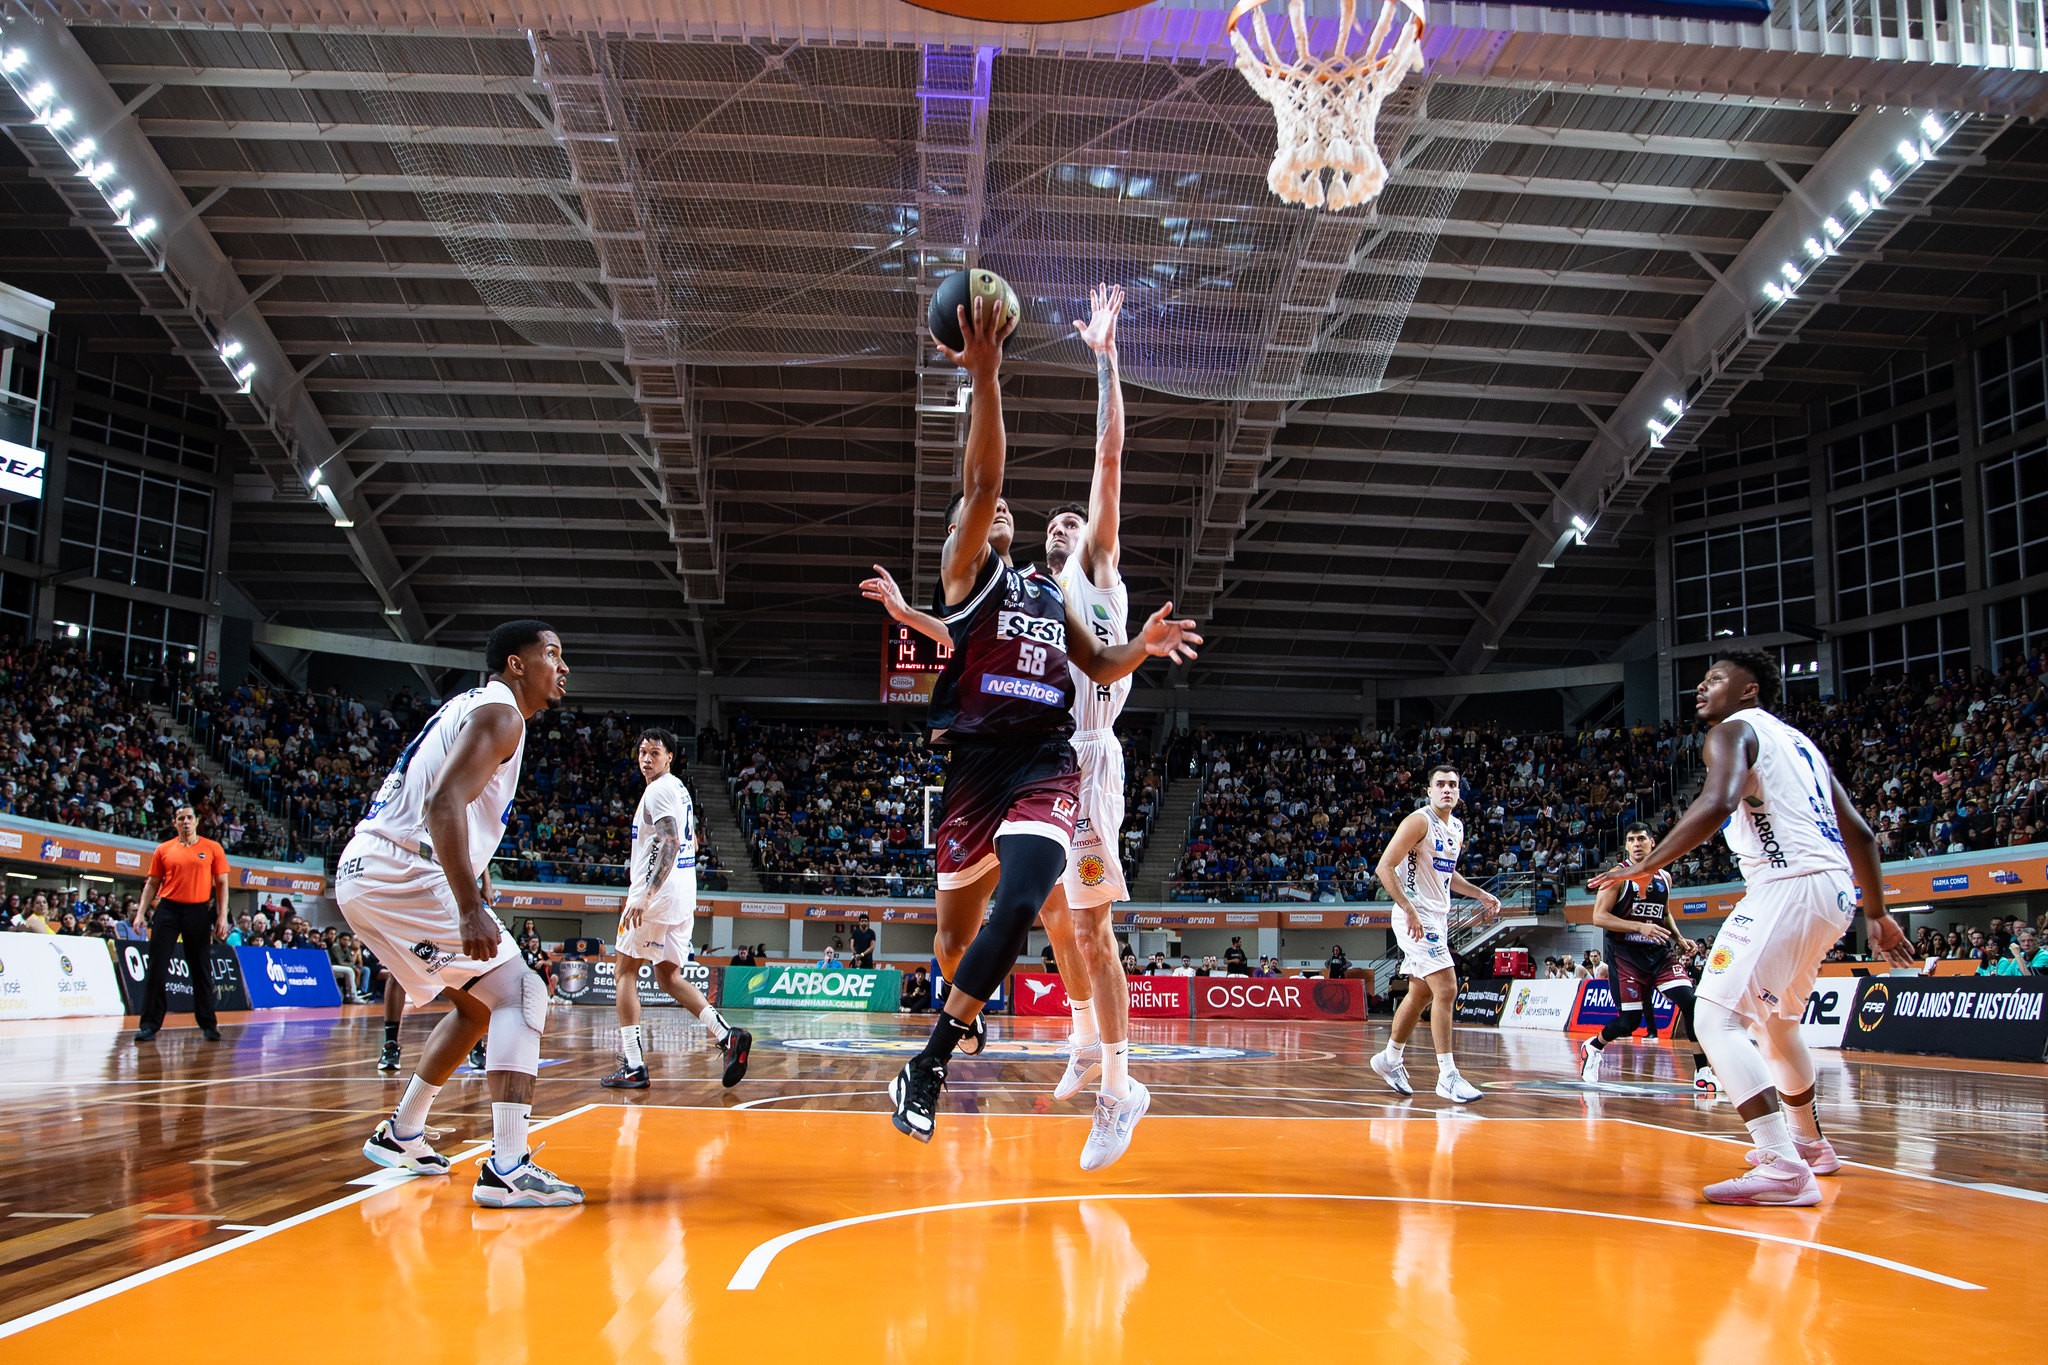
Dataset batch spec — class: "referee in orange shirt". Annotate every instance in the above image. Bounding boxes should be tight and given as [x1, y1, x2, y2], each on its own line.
[136, 804, 233, 1043]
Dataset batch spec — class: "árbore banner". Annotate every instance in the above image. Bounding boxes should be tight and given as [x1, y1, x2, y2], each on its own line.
[112, 940, 252, 1014]
[1453, 978, 1511, 1026]
[1842, 977, 2048, 1062]
[555, 957, 714, 1008]
[0, 932, 125, 1019]
[1010, 971, 1192, 1019]
[1568, 979, 1678, 1033]
[234, 946, 344, 1009]
[1500, 978, 1579, 1031]
[721, 964, 902, 1012]
[1192, 976, 1365, 1020]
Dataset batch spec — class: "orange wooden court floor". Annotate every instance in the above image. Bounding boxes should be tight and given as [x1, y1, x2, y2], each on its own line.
[4, 1102, 2042, 1363]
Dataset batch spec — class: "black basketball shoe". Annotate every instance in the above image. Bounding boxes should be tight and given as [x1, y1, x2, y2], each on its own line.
[889, 1055, 947, 1144]
[719, 1026, 752, 1089]
[377, 1040, 403, 1072]
[468, 1040, 489, 1072]
[601, 1061, 650, 1090]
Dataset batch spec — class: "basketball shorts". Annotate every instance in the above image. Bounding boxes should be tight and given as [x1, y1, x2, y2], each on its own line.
[616, 887, 697, 968]
[1060, 729, 1129, 910]
[335, 833, 521, 1009]
[934, 739, 1082, 890]
[1392, 904, 1454, 979]
[1609, 942, 1691, 1011]
[1697, 870, 1855, 1025]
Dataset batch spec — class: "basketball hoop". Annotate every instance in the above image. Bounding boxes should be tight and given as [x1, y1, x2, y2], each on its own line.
[1228, 0, 1427, 211]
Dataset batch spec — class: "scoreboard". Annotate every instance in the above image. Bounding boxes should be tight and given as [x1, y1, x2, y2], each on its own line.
[882, 624, 952, 704]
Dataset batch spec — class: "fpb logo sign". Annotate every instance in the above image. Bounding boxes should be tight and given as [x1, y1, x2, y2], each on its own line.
[1855, 981, 1890, 1032]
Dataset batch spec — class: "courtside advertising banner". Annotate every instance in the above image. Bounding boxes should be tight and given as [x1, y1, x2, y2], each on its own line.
[1453, 978, 1511, 1026]
[555, 957, 714, 1007]
[1500, 978, 1579, 1030]
[0, 932, 125, 1019]
[1010, 972, 1192, 1019]
[1842, 977, 2048, 1062]
[233, 946, 344, 1009]
[721, 964, 902, 1012]
[1192, 976, 1365, 1020]
[1568, 979, 1678, 1033]
[1797, 980, 1857, 1048]
[113, 941, 251, 1015]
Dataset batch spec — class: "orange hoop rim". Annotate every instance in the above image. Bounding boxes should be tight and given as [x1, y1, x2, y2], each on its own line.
[1225, 0, 1427, 84]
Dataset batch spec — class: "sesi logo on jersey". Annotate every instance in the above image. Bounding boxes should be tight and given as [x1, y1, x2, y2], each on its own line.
[996, 610, 1066, 650]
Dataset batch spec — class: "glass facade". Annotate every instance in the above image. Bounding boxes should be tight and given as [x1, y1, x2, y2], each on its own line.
[58, 454, 213, 601]
[1833, 476, 1966, 621]
[1982, 439, 2048, 587]
[1836, 610, 1970, 695]
[1980, 315, 2046, 443]
[1669, 517, 1815, 646]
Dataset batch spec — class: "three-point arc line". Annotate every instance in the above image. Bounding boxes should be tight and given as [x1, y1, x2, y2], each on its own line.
[724, 1191, 1985, 1292]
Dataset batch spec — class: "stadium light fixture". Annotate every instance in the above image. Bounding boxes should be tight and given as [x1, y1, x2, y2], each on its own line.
[1870, 167, 1893, 196]
[1804, 238, 1826, 261]
[1897, 139, 1920, 166]
[1848, 190, 1871, 215]
[0, 49, 26, 74]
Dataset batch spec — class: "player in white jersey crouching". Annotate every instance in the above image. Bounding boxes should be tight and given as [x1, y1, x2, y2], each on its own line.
[1371, 765, 1500, 1104]
[1589, 650, 1913, 1206]
[338, 620, 583, 1208]
[601, 727, 750, 1091]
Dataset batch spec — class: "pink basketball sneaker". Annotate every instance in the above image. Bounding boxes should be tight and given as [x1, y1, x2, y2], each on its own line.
[1704, 1150, 1821, 1206]
[1746, 1138, 1840, 1177]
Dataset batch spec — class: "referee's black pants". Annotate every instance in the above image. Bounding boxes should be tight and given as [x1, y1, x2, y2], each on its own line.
[141, 898, 217, 1030]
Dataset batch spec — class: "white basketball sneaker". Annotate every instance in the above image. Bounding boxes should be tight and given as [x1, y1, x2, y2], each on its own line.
[1054, 1042, 1102, 1101]
[1694, 1065, 1721, 1098]
[1578, 1038, 1604, 1085]
[362, 1118, 449, 1175]
[1435, 1069, 1482, 1104]
[1704, 1149, 1820, 1206]
[1370, 1047, 1414, 1096]
[1079, 1080, 1150, 1172]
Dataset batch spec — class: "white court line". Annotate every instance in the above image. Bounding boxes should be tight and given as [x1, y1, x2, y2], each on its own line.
[724, 1191, 1984, 1292]
[0, 1103, 601, 1341]
[730, 1089, 887, 1111]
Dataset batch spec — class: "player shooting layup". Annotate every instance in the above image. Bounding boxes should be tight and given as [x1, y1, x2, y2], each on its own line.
[1370, 764, 1500, 1104]
[1589, 650, 1914, 1206]
[338, 620, 583, 1207]
[600, 727, 751, 1092]
[864, 285, 1146, 1169]
[869, 289, 1199, 1149]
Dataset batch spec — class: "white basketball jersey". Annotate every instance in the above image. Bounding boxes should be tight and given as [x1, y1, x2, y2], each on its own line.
[1402, 807, 1463, 916]
[1719, 707, 1852, 884]
[1056, 556, 1129, 733]
[629, 771, 697, 916]
[357, 680, 524, 882]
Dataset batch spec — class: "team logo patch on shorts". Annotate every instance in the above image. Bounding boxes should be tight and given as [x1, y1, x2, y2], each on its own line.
[1078, 854, 1107, 886]
[411, 940, 455, 973]
[1707, 946, 1735, 973]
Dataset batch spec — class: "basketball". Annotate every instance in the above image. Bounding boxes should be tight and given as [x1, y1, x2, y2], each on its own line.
[927, 267, 1020, 352]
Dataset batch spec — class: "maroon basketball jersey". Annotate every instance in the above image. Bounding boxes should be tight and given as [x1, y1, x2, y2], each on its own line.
[928, 553, 1076, 744]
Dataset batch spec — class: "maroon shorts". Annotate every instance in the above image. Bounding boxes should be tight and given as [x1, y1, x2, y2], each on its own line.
[934, 740, 1081, 890]
[1611, 947, 1690, 1008]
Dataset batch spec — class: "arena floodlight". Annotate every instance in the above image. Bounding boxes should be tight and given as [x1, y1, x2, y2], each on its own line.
[1870, 168, 1893, 195]
[1823, 216, 1846, 241]
[1804, 238, 1826, 260]
[1920, 113, 1944, 142]
[1, 49, 27, 74]
[1898, 139, 1920, 166]
[1848, 190, 1871, 215]
[129, 217, 155, 239]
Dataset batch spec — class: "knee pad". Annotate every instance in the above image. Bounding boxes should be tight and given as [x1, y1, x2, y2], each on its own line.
[1756, 1011, 1816, 1095]
[468, 959, 545, 1075]
[1693, 997, 1774, 1106]
[953, 833, 1066, 1002]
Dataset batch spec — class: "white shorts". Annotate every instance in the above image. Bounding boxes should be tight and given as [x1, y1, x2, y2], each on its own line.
[335, 833, 520, 1009]
[1392, 905, 1454, 979]
[1697, 870, 1855, 1024]
[1060, 731, 1129, 909]
[616, 909, 696, 968]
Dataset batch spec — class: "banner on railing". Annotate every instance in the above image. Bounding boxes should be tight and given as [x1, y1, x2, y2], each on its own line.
[0, 932, 126, 1019]
[234, 946, 344, 1009]
[1191, 977, 1364, 1020]
[113, 940, 252, 1014]
[555, 956, 714, 1007]
[721, 964, 901, 1012]
[1500, 979, 1579, 1030]
[1842, 977, 2048, 1062]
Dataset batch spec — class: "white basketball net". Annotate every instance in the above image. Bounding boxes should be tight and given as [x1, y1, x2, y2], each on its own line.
[1229, 0, 1427, 211]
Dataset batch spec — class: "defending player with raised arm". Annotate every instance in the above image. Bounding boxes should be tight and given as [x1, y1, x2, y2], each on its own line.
[600, 727, 751, 1092]
[875, 290, 1199, 1146]
[1577, 822, 1715, 1094]
[1369, 765, 1500, 1104]
[337, 620, 584, 1207]
[1587, 650, 1913, 1206]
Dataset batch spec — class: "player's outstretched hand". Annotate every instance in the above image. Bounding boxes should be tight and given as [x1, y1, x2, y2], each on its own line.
[1867, 910, 1916, 967]
[861, 564, 913, 623]
[935, 293, 1015, 381]
[1073, 282, 1122, 353]
[1585, 862, 1635, 892]
[1138, 602, 1202, 664]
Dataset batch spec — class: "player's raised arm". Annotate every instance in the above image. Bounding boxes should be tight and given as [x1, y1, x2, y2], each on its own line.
[1374, 809, 1430, 939]
[861, 564, 953, 646]
[1065, 596, 1200, 683]
[1075, 283, 1124, 577]
[425, 703, 525, 960]
[938, 295, 1017, 602]
[1588, 721, 1753, 890]
[1830, 774, 1913, 965]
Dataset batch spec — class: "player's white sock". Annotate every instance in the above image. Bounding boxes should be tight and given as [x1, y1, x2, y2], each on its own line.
[697, 1005, 730, 1042]
[1783, 1095, 1824, 1143]
[392, 1076, 439, 1140]
[1070, 996, 1099, 1050]
[1100, 1039, 1131, 1101]
[490, 1102, 531, 1174]
[620, 1023, 645, 1067]
[1437, 1053, 1458, 1076]
[1744, 1110, 1803, 1164]
[1384, 1039, 1405, 1060]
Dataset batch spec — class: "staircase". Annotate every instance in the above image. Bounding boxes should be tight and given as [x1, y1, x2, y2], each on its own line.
[687, 761, 762, 894]
[151, 703, 268, 824]
[1131, 776, 1199, 901]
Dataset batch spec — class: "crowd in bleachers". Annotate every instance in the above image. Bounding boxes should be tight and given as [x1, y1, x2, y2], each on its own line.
[721, 716, 1169, 898]
[182, 678, 726, 887]
[0, 639, 292, 859]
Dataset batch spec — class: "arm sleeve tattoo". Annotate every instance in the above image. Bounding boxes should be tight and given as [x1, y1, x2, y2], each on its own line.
[641, 813, 681, 896]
